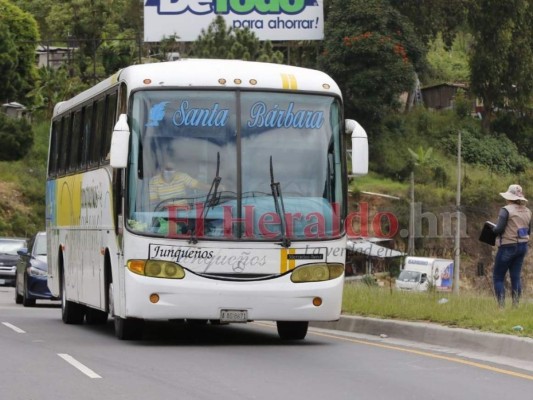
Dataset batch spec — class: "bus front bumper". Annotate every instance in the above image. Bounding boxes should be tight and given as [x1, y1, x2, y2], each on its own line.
[123, 269, 343, 322]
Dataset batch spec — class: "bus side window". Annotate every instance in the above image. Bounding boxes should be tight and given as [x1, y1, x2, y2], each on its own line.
[48, 120, 60, 177]
[69, 110, 82, 172]
[58, 115, 70, 176]
[90, 98, 105, 167]
[119, 83, 127, 114]
[101, 91, 118, 163]
[80, 104, 93, 170]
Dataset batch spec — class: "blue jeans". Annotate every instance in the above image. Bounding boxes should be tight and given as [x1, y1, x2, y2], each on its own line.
[493, 243, 528, 306]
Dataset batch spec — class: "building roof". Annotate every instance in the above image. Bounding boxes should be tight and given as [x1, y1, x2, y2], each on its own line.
[421, 82, 468, 90]
[36, 45, 72, 53]
[2, 102, 26, 109]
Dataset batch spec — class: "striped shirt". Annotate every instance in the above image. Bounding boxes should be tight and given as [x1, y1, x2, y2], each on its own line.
[149, 171, 200, 207]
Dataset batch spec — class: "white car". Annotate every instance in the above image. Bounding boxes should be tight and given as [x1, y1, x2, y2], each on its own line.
[0, 237, 27, 286]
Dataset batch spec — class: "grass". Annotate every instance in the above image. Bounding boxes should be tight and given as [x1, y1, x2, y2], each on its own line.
[342, 283, 533, 338]
[350, 173, 408, 198]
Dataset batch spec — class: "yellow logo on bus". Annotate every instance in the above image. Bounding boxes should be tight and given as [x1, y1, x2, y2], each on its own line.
[56, 175, 82, 227]
[281, 74, 297, 90]
[280, 248, 297, 273]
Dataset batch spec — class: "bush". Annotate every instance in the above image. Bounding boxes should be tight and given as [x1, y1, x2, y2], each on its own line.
[492, 113, 533, 160]
[442, 129, 530, 174]
[0, 114, 34, 161]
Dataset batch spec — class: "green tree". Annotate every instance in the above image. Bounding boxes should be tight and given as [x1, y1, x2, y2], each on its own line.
[0, 113, 34, 161]
[0, 20, 18, 102]
[426, 32, 471, 85]
[13, 0, 56, 39]
[0, 0, 39, 102]
[468, 0, 533, 131]
[189, 16, 283, 63]
[28, 67, 87, 119]
[45, 0, 142, 82]
[46, 0, 109, 82]
[407, 146, 435, 184]
[319, 0, 426, 132]
[390, 0, 472, 48]
[101, 30, 140, 75]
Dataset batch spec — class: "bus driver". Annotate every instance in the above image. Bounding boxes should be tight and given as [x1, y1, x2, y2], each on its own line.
[149, 160, 209, 210]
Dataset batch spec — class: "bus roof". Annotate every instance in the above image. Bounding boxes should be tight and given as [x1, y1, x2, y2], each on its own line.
[53, 59, 342, 117]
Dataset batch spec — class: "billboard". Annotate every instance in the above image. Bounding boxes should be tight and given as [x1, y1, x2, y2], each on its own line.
[144, 0, 324, 42]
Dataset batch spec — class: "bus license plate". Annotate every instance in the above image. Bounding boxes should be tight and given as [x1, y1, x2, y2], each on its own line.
[220, 310, 248, 323]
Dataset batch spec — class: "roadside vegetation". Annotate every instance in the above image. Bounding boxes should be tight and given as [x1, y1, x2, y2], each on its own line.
[0, 120, 48, 236]
[343, 283, 533, 338]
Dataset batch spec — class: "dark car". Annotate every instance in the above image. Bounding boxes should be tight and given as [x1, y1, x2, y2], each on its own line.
[0, 237, 27, 287]
[15, 232, 56, 306]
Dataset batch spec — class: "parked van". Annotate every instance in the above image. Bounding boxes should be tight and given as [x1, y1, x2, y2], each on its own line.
[395, 257, 454, 292]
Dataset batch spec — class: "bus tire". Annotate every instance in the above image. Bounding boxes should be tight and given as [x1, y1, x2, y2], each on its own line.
[276, 321, 308, 340]
[114, 317, 144, 340]
[85, 307, 108, 325]
[61, 271, 85, 324]
[187, 319, 208, 326]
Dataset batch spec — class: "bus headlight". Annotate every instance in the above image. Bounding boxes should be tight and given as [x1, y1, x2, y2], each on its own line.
[290, 263, 344, 283]
[127, 260, 185, 279]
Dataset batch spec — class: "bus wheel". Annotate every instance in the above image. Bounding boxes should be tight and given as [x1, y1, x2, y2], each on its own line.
[187, 319, 208, 326]
[61, 273, 85, 324]
[86, 307, 108, 325]
[276, 321, 308, 340]
[114, 317, 144, 340]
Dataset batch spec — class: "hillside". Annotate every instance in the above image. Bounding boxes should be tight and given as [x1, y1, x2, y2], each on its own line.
[0, 181, 33, 236]
[350, 184, 533, 295]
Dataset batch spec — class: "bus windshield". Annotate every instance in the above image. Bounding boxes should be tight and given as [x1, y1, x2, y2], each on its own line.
[126, 90, 345, 241]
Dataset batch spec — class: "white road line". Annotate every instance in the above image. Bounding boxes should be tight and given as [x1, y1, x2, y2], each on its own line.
[58, 354, 102, 379]
[2, 322, 26, 333]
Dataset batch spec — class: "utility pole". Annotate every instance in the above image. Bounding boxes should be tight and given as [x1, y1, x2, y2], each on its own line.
[408, 170, 415, 255]
[453, 130, 462, 293]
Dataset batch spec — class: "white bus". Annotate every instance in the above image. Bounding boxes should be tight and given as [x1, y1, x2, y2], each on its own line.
[46, 59, 368, 340]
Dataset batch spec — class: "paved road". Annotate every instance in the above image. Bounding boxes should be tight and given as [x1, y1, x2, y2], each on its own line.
[1, 286, 532, 400]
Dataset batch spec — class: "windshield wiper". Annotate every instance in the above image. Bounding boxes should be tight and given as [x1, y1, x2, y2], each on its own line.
[269, 156, 291, 248]
[204, 152, 222, 210]
[137, 137, 144, 179]
[189, 152, 222, 244]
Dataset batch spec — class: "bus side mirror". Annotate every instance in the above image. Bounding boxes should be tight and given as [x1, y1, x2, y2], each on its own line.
[110, 114, 130, 169]
[345, 119, 368, 176]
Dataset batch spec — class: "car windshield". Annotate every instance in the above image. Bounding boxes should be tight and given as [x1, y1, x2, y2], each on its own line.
[0, 239, 26, 255]
[33, 234, 47, 256]
[398, 270, 421, 282]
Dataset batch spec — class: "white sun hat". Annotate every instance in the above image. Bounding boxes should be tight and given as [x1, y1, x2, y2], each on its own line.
[500, 184, 527, 202]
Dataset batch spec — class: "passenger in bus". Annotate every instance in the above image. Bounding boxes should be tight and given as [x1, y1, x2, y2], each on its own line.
[149, 160, 210, 210]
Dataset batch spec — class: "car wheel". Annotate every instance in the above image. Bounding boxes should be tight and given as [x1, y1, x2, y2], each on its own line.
[22, 276, 36, 307]
[14, 274, 23, 304]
